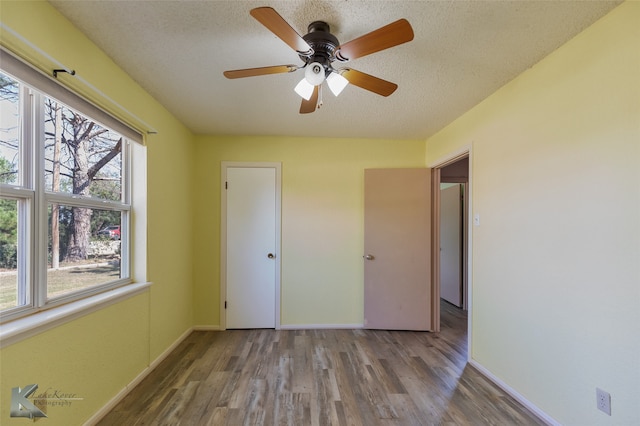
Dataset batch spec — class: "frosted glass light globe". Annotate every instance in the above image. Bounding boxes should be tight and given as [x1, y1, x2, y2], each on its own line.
[304, 62, 325, 86]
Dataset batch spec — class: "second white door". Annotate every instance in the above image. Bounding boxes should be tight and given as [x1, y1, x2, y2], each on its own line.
[440, 184, 462, 307]
[225, 166, 278, 328]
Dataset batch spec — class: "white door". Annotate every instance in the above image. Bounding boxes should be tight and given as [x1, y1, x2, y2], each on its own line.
[225, 165, 279, 328]
[440, 184, 462, 307]
[364, 168, 432, 331]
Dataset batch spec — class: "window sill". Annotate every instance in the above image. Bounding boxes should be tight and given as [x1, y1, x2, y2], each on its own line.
[0, 282, 151, 349]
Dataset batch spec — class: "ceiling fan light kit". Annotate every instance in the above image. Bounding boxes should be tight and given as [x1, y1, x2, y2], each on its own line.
[304, 62, 326, 86]
[224, 6, 414, 114]
[294, 78, 315, 100]
[326, 72, 349, 97]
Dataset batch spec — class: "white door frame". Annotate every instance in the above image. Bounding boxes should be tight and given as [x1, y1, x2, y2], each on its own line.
[428, 146, 472, 361]
[220, 162, 282, 330]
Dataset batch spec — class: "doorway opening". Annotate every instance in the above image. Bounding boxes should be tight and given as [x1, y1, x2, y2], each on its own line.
[439, 157, 469, 310]
[431, 153, 470, 358]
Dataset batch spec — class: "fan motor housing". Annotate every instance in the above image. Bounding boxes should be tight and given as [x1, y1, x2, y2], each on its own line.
[300, 21, 340, 69]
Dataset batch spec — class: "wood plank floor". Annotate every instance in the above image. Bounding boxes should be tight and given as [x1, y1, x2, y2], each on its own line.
[97, 301, 544, 425]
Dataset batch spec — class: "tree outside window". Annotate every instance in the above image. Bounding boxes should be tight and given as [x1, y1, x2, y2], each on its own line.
[0, 70, 132, 315]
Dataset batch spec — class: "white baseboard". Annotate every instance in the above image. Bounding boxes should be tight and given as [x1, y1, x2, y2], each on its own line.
[279, 323, 364, 330]
[148, 327, 194, 371]
[468, 359, 560, 426]
[84, 327, 194, 426]
[193, 325, 222, 331]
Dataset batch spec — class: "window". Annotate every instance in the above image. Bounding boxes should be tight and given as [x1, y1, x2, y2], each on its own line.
[0, 51, 142, 322]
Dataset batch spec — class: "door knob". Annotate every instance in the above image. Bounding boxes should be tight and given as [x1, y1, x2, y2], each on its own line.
[364, 254, 375, 260]
[267, 253, 275, 259]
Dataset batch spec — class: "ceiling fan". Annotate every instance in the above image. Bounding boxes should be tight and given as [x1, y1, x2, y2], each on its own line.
[223, 7, 414, 114]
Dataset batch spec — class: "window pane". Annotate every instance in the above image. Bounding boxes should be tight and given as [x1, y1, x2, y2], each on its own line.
[48, 204, 122, 299]
[0, 72, 20, 186]
[44, 99, 123, 201]
[0, 198, 22, 310]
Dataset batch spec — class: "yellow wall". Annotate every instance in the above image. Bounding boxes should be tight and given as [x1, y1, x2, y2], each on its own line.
[2, 0, 638, 424]
[426, 2, 639, 424]
[193, 135, 425, 326]
[0, 2, 195, 424]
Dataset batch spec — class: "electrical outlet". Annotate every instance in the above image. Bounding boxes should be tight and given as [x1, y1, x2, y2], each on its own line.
[596, 388, 611, 416]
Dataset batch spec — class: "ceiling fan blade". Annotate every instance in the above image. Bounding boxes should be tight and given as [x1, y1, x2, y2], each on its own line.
[223, 65, 298, 79]
[337, 19, 414, 61]
[250, 7, 313, 54]
[341, 69, 398, 97]
[300, 85, 319, 114]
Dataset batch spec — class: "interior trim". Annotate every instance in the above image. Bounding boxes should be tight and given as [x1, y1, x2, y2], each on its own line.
[469, 359, 559, 426]
[83, 326, 194, 426]
[193, 325, 223, 331]
[280, 323, 364, 330]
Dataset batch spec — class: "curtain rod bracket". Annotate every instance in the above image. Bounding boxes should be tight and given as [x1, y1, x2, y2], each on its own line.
[53, 68, 76, 78]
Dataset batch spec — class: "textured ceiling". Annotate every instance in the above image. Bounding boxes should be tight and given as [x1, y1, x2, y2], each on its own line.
[49, 0, 621, 140]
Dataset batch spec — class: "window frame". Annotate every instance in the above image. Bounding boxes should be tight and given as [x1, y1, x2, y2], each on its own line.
[0, 50, 141, 323]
